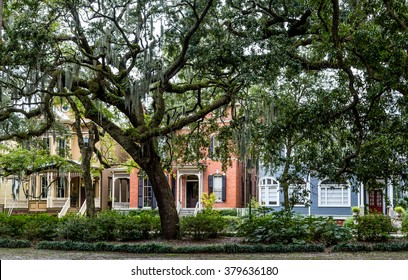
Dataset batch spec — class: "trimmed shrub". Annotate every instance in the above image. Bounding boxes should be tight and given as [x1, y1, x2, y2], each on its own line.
[115, 211, 161, 241]
[180, 211, 228, 240]
[0, 213, 30, 239]
[37, 240, 325, 254]
[355, 214, 394, 242]
[57, 214, 101, 242]
[23, 214, 59, 241]
[0, 238, 32, 248]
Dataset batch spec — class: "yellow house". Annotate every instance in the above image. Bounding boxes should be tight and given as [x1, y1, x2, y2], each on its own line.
[0, 108, 102, 216]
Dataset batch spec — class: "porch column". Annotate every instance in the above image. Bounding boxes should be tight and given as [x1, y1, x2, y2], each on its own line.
[307, 174, 311, 216]
[49, 172, 53, 208]
[199, 171, 203, 209]
[360, 182, 365, 215]
[176, 170, 181, 208]
[98, 175, 101, 208]
[112, 173, 115, 209]
[67, 172, 71, 199]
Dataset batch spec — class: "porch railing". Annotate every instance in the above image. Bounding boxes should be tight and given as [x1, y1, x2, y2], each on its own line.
[78, 199, 87, 216]
[5, 199, 28, 211]
[58, 198, 71, 218]
[113, 202, 130, 210]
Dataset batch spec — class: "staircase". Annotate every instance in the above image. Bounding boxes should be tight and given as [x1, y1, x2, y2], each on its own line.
[178, 208, 196, 217]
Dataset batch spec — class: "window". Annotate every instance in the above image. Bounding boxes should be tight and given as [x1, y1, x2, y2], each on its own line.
[288, 181, 308, 206]
[319, 180, 350, 207]
[209, 136, 220, 159]
[31, 176, 37, 198]
[259, 177, 279, 206]
[213, 175, 223, 201]
[58, 139, 66, 157]
[41, 176, 48, 199]
[42, 137, 50, 153]
[83, 137, 89, 148]
[143, 178, 152, 207]
[57, 176, 66, 198]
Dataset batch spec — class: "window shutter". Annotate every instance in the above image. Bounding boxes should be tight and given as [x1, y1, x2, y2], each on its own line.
[208, 175, 213, 194]
[138, 176, 143, 208]
[222, 175, 226, 202]
[151, 180, 157, 209]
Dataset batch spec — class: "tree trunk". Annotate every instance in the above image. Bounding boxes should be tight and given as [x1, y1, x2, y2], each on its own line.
[83, 151, 96, 217]
[281, 143, 293, 211]
[137, 141, 179, 240]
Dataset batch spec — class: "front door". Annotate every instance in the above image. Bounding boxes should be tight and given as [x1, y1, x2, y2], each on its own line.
[368, 190, 383, 213]
[186, 181, 199, 208]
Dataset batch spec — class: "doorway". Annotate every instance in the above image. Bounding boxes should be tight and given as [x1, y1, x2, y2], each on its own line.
[368, 190, 383, 213]
[186, 180, 199, 208]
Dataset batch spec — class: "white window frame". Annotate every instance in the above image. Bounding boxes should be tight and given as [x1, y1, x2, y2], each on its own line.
[288, 181, 308, 207]
[318, 180, 351, 207]
[213, 175, 223, 202]
[143, 178, 152, 208]
[259, 177, 279, 206]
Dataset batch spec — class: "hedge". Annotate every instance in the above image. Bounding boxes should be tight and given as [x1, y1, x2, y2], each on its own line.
[0, 238, 32, 248]
[332, 242, 408, 252]
[37, 241, 325, 254]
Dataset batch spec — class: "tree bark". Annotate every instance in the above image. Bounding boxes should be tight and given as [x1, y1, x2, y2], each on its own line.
[136, 140, 179, 240]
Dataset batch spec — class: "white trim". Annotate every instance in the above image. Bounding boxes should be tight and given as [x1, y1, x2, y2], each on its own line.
[258, 176, 279, 206]
[318, 179, 351, 207]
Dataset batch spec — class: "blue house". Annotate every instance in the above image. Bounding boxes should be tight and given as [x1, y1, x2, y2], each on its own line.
[258, 165, 408, 220]
[258, 167, 361, 220]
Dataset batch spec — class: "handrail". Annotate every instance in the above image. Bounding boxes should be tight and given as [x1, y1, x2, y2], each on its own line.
[58, 198, 71, 218]
[193, 201, 201, 216]
[78, 199, 87, 216]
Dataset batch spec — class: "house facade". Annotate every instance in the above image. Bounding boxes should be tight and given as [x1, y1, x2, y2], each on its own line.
[0, 108, 102, 216]
[258, 166, 406, 219]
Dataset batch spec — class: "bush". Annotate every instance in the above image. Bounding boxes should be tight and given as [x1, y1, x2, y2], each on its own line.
[0, 238, 32, 248]
[238, 211, 352, 246]
[180, 211, 227, 240]
[355, 213, 394, 242]
[0, 213, 30, 239]
[402, 215, 408, 236]
[57, 214, 100, 242]
[116, 211, 161, 240]
[23, 214, 59, 241]
[37, 240, 325, 254]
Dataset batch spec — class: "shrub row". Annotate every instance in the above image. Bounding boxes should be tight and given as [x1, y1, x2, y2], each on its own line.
[0, 211, 161, 242]
[332, 242, 408, 252]
[0, 238, 32, 248]
[37, 240, 325, 254]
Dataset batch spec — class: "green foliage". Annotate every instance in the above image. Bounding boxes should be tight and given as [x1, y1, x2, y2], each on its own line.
[401, 215, 408, 236]
[0, 239, 32, 248]
[201, 193, 216, 211]
[57, 211, 161, 242]
[333, 242, 408, 252]
[180, 211, 228, 240]
[23, 214, 59, 241]
[238, 211, 352, 246]
[37, 241, 325, 254]
[355, 214, 394, 242]
[0, 213, 30, 239]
